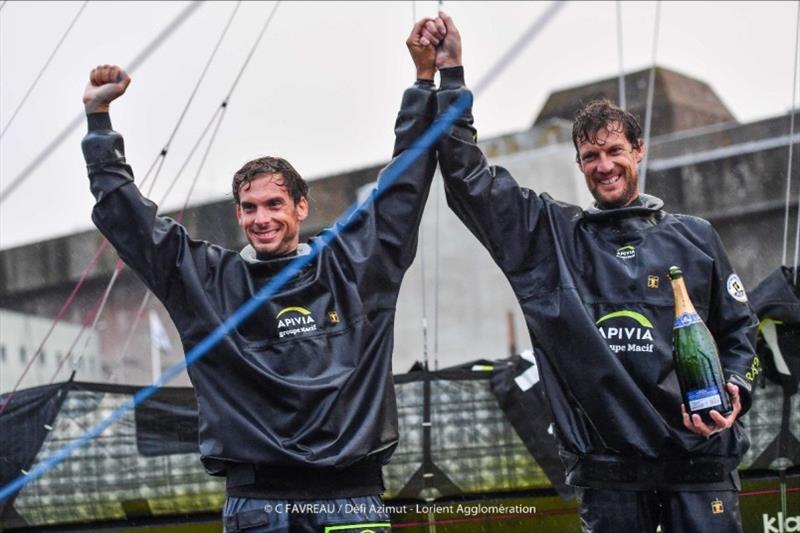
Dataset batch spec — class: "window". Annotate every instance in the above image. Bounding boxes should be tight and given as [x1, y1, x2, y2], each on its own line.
[0, 344, 6, 363]
[19, 346, 26, 364]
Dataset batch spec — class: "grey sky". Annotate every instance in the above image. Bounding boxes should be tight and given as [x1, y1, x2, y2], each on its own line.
[1, 0, 798, 250]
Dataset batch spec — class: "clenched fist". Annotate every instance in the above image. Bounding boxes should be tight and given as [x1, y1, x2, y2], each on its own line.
[83, 64, 130, 114]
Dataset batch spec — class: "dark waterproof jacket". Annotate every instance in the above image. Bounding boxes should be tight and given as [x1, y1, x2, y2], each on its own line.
[82, 82, 437, 498]
[436, 68, 759, 490]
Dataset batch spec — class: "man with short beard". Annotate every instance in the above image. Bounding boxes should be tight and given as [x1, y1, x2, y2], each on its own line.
[424, 12, 759, 533]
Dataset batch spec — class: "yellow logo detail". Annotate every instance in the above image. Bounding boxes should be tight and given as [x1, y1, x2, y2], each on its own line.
[647, 275, 659, 289]
[746, 355, 761, 381]
[711, 499, 724, 514]
[328, 311, 339, 323]
[596, 310, 654, 328]
[276, 306, 312, 318]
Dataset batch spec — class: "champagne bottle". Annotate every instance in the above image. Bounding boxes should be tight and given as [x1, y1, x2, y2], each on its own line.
[669, 266, 731, 424]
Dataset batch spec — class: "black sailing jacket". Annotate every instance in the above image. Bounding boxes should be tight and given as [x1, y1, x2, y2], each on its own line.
[82, 83, 437, 497]
[436, 68, 759, 490]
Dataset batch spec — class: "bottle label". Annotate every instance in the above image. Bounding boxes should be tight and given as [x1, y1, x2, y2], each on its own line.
[674, 312, 702, 329]
[687, 386, 722, 411]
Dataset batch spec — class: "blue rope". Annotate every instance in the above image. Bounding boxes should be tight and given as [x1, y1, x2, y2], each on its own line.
[0, 1, 565, 503]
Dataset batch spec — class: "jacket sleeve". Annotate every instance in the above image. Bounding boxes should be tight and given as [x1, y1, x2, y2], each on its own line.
[331, 81, 438, 291]
[435, 67, 545, 274]
[81, 112, 203, 302]
[705, 226, 761, 415]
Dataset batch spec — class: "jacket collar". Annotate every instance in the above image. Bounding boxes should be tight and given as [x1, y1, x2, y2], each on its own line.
[583, 194, 664, 221]
[239, 242, 312, 264]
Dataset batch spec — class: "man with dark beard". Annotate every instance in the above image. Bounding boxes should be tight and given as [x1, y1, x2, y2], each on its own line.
[422, 11, 759, 533]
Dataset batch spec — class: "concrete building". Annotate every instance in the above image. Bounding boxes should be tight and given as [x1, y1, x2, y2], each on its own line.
[1, 66, 798, 388]
[0, 309, 102, 391]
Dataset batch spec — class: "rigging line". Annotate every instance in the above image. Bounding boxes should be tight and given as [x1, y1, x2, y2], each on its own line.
[158, 1, 242, 158]
[796, 171, 800, 286]
[0, 1, 567, 502]
[0, 1, 202, 205]
[69, 260, 125, 377]
[638, 0, 661, 193]
[158, 2, 280, 205]
[615, 0, 626, 110]
[433, 173, 441, 371]
[223, 1, 280, 102]
[157, 105, 223, 205]
[472, 1, 564, 95]
[107, 292, 152, 383]
[138, 0, 240, 196]
[180, 105, 229, 215]
[50, 259, 125, 384]
[0, 1, 89, 139]
[143, 152, 169, 197]
[419, 223, 430, 369]
[0, 239, 110, 415]
[783, 0, 800, 267]
[793, 2, 800, 285]
[48, 321, 92, 385]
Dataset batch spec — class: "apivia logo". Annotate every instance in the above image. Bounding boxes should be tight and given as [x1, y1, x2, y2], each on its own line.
[276, 306, 318, 338]
[596, 310, 654, 354]
[616, 245, 636, 260]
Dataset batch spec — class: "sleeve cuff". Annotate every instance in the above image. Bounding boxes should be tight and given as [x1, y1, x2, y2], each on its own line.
[439, 66, 465, 89]
[87, 112, 112, 131]
[726, 372, 754, 416]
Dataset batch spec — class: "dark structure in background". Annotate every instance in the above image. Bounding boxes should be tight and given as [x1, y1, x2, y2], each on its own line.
[1, 66, 798, 385]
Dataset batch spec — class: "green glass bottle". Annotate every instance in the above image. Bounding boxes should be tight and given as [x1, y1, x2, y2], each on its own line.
[669, 266, 731, 424]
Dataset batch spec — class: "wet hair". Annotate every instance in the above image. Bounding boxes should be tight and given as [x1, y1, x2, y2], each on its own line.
[231, 156, 309, 205]
[571, 98, 642, 163]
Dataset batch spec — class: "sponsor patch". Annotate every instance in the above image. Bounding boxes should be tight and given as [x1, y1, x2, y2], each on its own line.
[727, 274, 748, 302]
[711, 499, 724, 514]
[616, 245, 636, 260]
[276, 306, 318, 338]
[596, 310, 655, 354]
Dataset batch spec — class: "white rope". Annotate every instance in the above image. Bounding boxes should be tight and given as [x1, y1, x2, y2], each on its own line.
[784, 0, 800, 269]
[639, 0, 661, 193]
[616, 1, 626, 110]
[419, 229, 430, 370]
[0, 1, 89, 139]
[433, 174, 441, 371]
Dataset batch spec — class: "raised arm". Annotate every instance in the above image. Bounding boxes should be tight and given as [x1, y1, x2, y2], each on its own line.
[332, 19, 442, 290]
[81, 65, 198, 301]
[434, 13, 545, 274]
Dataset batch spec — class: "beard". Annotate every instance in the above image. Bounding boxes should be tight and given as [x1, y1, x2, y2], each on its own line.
[589, 173, 638, 209]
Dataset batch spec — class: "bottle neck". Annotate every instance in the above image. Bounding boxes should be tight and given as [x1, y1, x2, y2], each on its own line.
[670, 276, 697, 317]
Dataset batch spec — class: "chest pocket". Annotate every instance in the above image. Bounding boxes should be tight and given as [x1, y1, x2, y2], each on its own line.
[234, 268, 369, 379]
[576, 222, 714, 312]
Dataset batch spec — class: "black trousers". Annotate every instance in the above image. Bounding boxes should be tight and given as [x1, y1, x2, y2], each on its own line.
[576, 487, 742, 533]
